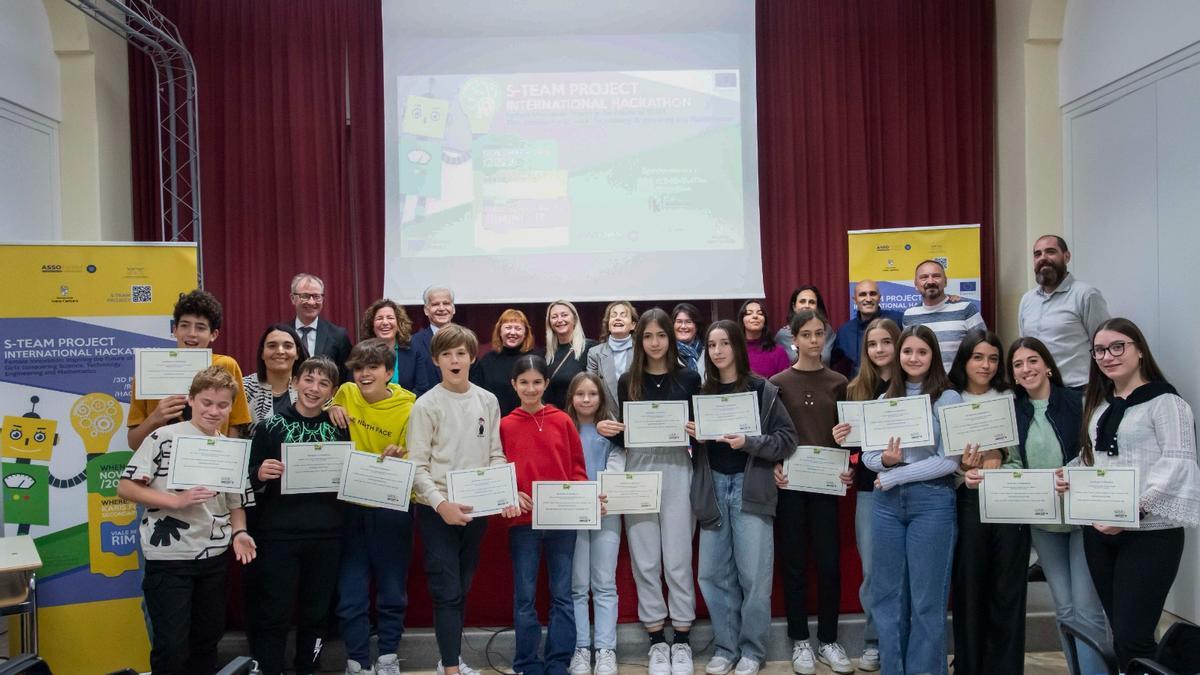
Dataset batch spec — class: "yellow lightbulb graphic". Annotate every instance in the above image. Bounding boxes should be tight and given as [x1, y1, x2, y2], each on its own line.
[70, 393, 123, 454]
[458, 77, 501, 134]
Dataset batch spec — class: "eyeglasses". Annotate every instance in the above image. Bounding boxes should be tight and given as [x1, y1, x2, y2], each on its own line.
[292, 293, 324, 302]
[1090, 340, 1132, 360]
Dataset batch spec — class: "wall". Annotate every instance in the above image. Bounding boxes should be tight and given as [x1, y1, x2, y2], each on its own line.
[1060, 0, 1200, 623]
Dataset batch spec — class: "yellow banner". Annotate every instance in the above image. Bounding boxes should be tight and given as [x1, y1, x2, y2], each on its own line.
[0, 243, 197, 318]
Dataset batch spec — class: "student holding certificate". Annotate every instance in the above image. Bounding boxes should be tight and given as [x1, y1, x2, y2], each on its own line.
[327, 339, 417, 675]
[860, 325, 962, 675]
[118, 367, 257, 674]
[565, 373, 624, 675]
[965, 337, 1109, 674]
[1063, 318, 1200, 667]
[500, 355, 589, 675]
[687, 321, 797, 675]
[765, 311, 854, 675]
[244, 357, 347, 675]
[945, 333, 1028, 675]
[600, 308, 701, 675]
[831, 316, 901, 671]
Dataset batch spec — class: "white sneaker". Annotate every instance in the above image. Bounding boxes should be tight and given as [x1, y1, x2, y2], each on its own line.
[858, 647, 881, 672]
[595, 648, 618, 675]
[375, 654, 402, 675]
[436, 660, 480, 675]
[817, 642, 854, 674]
[648, 643, 671, 675]
[734, 657, 760, 675]
[670, 643, 693, 675]
[571, 647, 593, 675]
[791, 641, 815, 675]
[346, 659, 375, 675]
[705, 655, 734, 675]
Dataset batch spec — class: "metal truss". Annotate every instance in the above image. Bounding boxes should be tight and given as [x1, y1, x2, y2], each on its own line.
[61, 0, 204, 284]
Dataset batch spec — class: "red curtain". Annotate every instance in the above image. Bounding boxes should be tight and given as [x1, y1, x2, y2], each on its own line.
[130, 0, 995, 628]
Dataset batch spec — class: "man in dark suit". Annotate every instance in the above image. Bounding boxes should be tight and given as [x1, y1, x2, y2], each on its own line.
[289, 272, 353, 383]
[410, 285, 456, 387]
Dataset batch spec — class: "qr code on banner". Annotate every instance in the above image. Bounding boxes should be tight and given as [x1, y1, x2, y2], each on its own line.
[131, 284, 152, 303]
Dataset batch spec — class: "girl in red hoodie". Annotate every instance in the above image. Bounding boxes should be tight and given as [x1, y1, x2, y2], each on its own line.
[502, 353, 589, 675]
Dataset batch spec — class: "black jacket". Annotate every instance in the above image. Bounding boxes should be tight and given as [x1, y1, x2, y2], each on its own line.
[690, 378, 799, 528]
[1014, 385, 1083, 468]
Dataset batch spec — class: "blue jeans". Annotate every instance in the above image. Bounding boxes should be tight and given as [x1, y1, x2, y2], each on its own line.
[871, 479, 956, 675]
[697, 472, 774, 664]
[572, 515, 621, 649]
[337, 504, 414, 663]
[1031, 527, 1110, 675]
[854, 490, 878, 650]
[511, 525, 576, 675]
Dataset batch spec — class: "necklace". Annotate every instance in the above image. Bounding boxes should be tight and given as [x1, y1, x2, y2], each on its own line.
[650, 373, 668, 389]
[531, 405, 547, 432]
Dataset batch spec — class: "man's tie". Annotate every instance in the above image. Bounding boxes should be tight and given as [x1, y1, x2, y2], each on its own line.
[299, 326, 314, 355]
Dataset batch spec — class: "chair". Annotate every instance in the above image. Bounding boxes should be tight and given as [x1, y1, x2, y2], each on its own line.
[1059, 618, 1120, 675]
[1129, 621, 1200, 675]
[0, 576, 38, 655]
[0, 654, 52, 675]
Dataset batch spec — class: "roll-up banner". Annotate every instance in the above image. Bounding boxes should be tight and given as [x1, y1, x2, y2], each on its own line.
[846, 224, 981, 315]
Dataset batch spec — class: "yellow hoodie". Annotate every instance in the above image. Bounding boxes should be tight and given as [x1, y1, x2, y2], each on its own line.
[331, 382, 415, 455]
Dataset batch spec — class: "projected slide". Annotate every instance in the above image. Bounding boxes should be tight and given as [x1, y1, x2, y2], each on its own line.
[394, 70, 743, 258]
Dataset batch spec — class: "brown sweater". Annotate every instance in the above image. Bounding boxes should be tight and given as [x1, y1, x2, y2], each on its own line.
[769, 366, 847, 448]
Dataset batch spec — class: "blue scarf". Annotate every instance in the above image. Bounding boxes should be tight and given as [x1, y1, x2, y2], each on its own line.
[677, 339, 702, 372]
[608, 335, 633, 375]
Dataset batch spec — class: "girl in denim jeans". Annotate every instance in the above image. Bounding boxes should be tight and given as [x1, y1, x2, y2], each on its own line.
[861, 325, 963, 675]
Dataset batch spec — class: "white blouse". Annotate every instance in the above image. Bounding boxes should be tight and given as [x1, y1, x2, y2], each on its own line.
[1087, 393, 1200, 529]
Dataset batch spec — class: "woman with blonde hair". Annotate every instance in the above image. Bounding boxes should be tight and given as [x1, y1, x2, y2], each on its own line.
[545, 300, 597, 409]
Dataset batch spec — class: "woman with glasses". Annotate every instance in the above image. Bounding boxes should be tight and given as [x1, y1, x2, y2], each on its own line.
[1056, 318, 1199, 668]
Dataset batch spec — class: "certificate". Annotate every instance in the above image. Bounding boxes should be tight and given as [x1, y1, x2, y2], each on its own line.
[598, 471, 662, 514]
[692, 392, 761, 439]
[281, 441, 351, 494]
[336, 449, 415, 511]
[166, 435, 250, 493]
[938, 397, 1018, 455]
[978, 469, 1061, 524]
[783, 446, 850, 496]
[446, 463, 518, 516]
[622, 401, 689, 448]
[134, 348, 212, 399]
[860, 395, 934, 451]
[836, 401, 865, 446]
[532, 481, 601, 530]
[1064, 467, 1140, 528]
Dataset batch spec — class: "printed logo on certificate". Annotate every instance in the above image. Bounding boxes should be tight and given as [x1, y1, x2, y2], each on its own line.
[166, 434, 250, 493]
[336, 449, 415, 511]
[532, 481, 600, 530]
[598, 471, 662, 514]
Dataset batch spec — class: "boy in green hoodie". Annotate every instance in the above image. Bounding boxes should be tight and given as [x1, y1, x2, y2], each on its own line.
[329, 338, 416, 675]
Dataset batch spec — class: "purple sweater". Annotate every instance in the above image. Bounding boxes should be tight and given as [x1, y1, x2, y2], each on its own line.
[747, 344, 791, 379]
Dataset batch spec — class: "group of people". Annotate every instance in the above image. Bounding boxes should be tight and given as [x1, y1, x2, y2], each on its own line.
[115, 235, 1199, 675]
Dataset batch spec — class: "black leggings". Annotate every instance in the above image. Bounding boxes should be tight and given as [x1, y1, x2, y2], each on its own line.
[776, 489, 841, 643]
[1083, 526, 1185, 668]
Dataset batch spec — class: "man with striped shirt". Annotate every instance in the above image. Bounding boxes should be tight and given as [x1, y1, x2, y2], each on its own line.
[902, 259, 985, 372]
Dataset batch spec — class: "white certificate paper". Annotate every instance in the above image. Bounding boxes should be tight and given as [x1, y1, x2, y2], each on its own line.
[860, 395, 934, 451]
[446, 463, 518, 516]
[692, 392, 761, 439]
[783, 446, 850, 496]
[938, 397, 1018, 455]
[598, 471, 662, 514]
[1064, 467, 1141, 528]
[134, 348, 213, 399]
[836, 401, 865, 446]
[623, 401, 689, 448]
[336, 449, 415, 511]
[532, 481, 601, 530]
[281, 441, 351, 494]
[978, 469, 1061, 524]
[166, 434, 250, 493]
